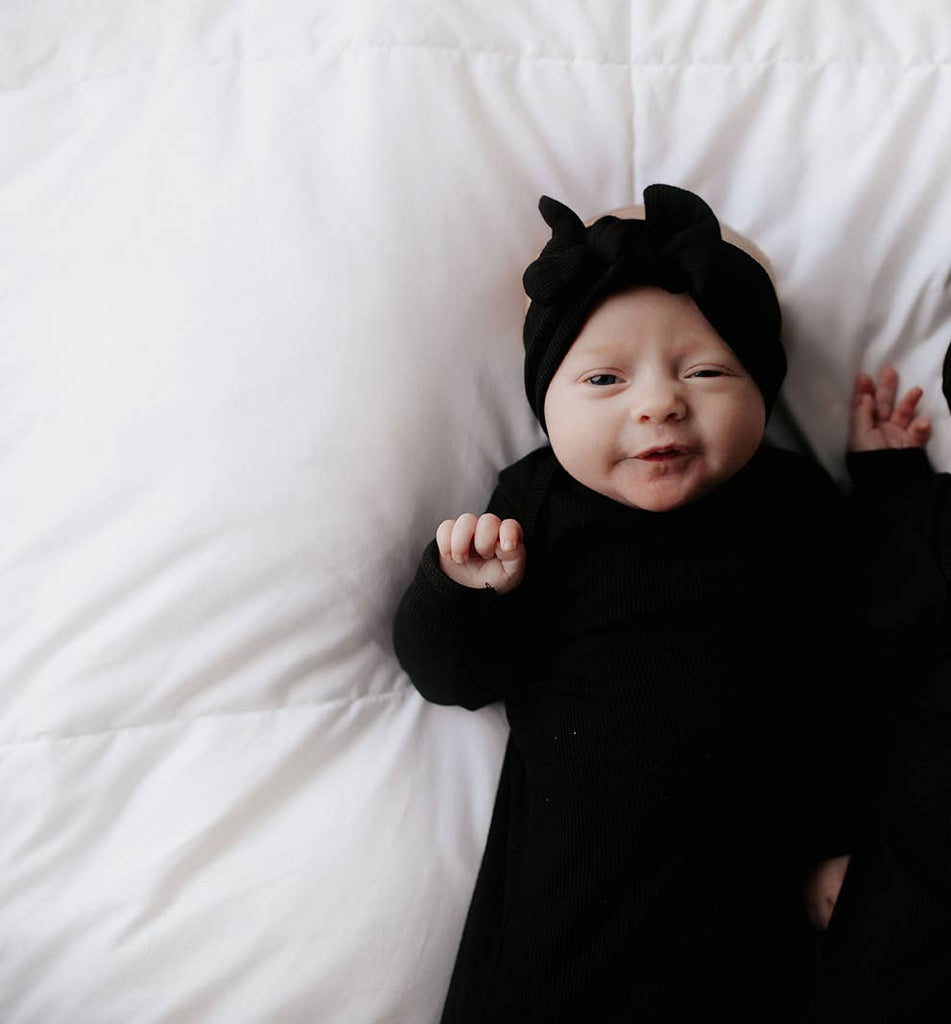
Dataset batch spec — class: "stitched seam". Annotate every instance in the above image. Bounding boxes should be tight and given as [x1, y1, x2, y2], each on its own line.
[2, 41, 950, 97]
[333, 42, 951, 69]
[0, 685, 409, 750]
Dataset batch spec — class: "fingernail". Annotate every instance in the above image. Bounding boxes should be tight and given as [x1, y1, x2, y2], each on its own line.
[502, 539, 514, 552]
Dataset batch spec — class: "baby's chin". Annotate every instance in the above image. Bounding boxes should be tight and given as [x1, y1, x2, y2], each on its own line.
[628, 469, 753, 511]
[613, 488, 707, 513]
[607, 446, 761, 511]
[604, 459, 717, 512]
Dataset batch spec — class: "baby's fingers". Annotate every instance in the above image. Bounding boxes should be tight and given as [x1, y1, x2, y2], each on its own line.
[473, 514, 503, 559]
[435, 519, 453, 558]
[891, 385, 924, 431]
[852, 372, 875, 409]
[449, 513, 480, 564]
[848, 392, 877, 451]
[436, 514, 479, 565]
[875, 366, 899, 422]
[496, 518, 523, 558]
[908, 416, 932, 446]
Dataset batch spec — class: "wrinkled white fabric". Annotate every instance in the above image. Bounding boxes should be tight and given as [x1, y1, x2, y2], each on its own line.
[1, 1, 949, 1021]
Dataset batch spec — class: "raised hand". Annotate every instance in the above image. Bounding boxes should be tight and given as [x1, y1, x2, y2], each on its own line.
[849, 365, 932, 452]
[436, 513, 526, 594]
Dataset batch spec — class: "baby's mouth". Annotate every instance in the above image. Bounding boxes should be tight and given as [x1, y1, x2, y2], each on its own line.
[635, 446, 693, 462]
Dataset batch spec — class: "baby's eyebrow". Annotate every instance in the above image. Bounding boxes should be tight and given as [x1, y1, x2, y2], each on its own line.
[685, 353, 737, 364]
[568, 343, 627, 363]
[679, 342, 739, 362]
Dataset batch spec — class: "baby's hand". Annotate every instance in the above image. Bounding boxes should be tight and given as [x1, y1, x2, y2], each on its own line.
[849, 366, 932, 452]
[436, 514, 526, 594]
[803, 854, 851, 931]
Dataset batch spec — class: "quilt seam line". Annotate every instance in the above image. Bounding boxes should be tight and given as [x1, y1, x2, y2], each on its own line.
[333, 42, 951, 70]
[0, 685, 409, 750]
[3, 45, 950, 96]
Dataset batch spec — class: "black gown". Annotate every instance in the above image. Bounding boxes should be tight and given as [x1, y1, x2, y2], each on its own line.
[806, 448, 951, 1024]
[394, 443, 858, 1023]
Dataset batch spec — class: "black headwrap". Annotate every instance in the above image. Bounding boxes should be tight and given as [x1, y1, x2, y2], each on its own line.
[522, 184, 786, 432]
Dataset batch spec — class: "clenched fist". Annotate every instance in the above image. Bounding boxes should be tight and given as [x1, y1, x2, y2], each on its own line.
[436, 513, 526, 594]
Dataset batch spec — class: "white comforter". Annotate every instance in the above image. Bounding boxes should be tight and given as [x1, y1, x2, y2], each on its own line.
[2, 2, 949, 1021]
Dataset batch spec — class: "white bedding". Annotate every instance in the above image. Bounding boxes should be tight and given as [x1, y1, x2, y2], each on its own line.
[2, 2, 949, 1021]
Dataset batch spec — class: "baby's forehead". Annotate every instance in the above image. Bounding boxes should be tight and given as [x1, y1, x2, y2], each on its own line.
[565, 288, 740, 361]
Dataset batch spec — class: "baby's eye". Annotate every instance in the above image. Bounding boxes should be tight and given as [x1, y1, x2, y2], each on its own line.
[688, 369, 725, 379]
[586, 373, 621, 386]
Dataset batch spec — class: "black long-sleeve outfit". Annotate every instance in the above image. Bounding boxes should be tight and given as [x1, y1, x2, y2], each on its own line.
[806, 448, 951, 1024]
[394, 443, 856, 1023]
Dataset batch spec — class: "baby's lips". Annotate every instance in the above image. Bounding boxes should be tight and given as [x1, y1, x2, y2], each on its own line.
[632, 439, 695, 460]
[635, 447, 694, 462]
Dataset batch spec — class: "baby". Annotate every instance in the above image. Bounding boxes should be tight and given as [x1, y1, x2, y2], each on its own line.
[805, 356, 950, 1022]
[394, 186, 857, 1022]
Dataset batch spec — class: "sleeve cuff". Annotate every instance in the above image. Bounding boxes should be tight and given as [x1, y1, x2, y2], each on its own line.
[846, 447, 934, 493]
[418, 538, 503, 601]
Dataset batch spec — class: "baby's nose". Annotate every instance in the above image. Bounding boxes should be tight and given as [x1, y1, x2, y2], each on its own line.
[629, 380, 686, 423]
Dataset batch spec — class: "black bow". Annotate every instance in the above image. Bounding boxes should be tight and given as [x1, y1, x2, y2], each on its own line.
[522, 185, 723, 307]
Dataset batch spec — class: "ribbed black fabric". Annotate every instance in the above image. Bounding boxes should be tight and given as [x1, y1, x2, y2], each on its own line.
[394, 444, 861, 1023]
[806, 448, 951, 1024]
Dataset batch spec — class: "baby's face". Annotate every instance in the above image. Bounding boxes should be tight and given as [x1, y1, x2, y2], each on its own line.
[543, 286, 766, 512]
